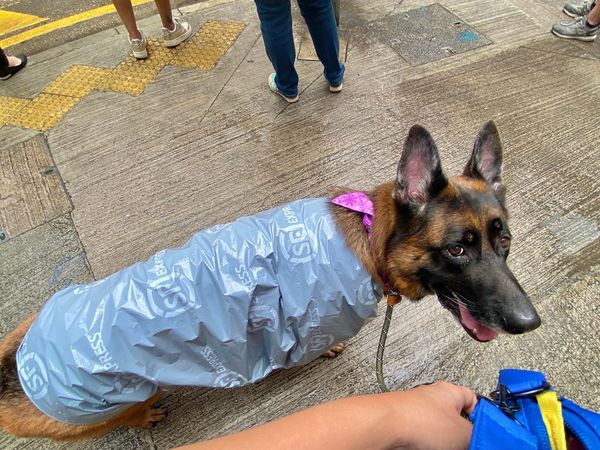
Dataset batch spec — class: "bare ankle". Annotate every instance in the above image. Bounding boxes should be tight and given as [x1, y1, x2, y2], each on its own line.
[129, 29, 142, 40]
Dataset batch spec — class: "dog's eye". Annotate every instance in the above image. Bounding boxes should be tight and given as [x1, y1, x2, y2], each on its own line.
[447, 245, 465, 257]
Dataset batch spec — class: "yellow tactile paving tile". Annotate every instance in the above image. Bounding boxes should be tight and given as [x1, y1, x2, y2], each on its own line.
[0, 20, 245, 131]
[172, 20, 246, 70]
[175, 20, 244, 70]
[0, 96, 31, 124]
[0, 10, 47, 36]
[8, 94, 81, 131]
[43, 65, 112, 98]
[96, 40, 168, 96]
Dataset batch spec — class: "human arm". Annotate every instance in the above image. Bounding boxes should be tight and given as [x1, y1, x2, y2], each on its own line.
[174, 381, 477, 450]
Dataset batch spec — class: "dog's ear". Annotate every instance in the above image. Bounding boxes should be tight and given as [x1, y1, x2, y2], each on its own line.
[393, 125, 447, 209]
[464, 121, 505, 201]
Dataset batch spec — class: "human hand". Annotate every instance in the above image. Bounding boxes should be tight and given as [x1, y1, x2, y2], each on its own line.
[386, 381, 477, 450]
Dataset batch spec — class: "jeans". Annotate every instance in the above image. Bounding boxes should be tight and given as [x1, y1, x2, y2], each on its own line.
[0, 48, 8, 69]
[254, 0, 345, 97]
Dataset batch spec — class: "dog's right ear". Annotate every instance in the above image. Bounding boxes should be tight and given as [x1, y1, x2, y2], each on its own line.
[393, 125, 447, 210]
[463, 121, 505, 202]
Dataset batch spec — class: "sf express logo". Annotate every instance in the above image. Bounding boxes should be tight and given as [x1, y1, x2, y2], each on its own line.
[147, 253, 196, 318]
[278, 224, 316, 264]
[306, 307, 335, 352]
[214, 371, 248, 388]
[200, 346, 248, 388]
[18, 349, 49, 400]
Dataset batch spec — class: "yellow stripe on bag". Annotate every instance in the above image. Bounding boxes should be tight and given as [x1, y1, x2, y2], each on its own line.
[537, 391, 567, 450]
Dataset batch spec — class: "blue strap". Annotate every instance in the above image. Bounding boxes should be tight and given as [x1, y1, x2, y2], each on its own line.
[469, 398, 538, 450]
[498, 368, 548, 395]
[561, 397, 600, 450]
[496, 369, 553, 450]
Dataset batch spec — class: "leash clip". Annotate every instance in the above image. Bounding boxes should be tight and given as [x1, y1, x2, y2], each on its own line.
[385, 288, 400, 306]
[491, 381, 552, 402]
[491, 384, 521, 418]
[488, 381, 552, 422]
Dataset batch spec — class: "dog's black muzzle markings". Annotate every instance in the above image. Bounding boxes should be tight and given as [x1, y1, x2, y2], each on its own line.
[434, 258, 541, 342]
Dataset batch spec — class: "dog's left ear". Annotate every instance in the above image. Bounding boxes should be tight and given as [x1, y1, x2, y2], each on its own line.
[464, 121, 506, 202]
[394, 125, 448, 210]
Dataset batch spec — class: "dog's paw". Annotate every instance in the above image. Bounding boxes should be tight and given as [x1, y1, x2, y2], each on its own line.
[128, 407, 167, 429]
[322, 342, 345, 358]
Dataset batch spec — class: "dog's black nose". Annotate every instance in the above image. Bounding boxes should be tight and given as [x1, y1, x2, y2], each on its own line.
[504, 308, 542, 334]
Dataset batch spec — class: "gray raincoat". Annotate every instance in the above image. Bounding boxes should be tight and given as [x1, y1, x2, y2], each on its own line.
[17, 198, 380, 424]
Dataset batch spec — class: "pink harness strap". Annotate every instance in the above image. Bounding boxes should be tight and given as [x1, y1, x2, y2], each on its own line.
[331, 192, 400, 304]
[330, 192, 374, 239]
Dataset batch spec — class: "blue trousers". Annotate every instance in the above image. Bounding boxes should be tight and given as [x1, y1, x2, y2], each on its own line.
[254, 0, 345, 97]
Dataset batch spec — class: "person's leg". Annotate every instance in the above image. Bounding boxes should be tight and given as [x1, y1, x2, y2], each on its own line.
[297, 0, 344, 87]
[155, 0, 192, 47]
[112, 0, 142, 40]
[587, 0, 600, 24]
[0, 48, 8, 69]
[112, 0, 150, 58]
[254, 0, 298, 97]
[552, 0, 600, 40]
[154, 0, 175, 29]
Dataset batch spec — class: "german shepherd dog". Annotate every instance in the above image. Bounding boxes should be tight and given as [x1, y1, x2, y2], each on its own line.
[0, 121, 540, 440]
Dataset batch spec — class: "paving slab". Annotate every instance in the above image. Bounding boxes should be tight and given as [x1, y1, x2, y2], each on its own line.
[0, 215, 92, 335]
[0, 135, 71, 240]
[0, 126, 40, 152]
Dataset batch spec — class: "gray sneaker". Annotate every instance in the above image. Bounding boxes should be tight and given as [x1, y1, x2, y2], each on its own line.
[129, 31, 148, 59]
[162, 17, 193, 47]
[563, 1, 594, 17]
[552, 16, 598, 40]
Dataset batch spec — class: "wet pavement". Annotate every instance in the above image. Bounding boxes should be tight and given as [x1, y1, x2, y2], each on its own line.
[0, 0, 599, 448]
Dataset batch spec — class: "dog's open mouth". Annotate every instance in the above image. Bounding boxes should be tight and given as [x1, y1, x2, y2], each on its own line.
[437, 294, 499, 342]
[457, 303, 498, 342]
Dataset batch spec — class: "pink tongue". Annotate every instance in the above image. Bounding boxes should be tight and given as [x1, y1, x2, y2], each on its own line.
[458, 304, 499, 341]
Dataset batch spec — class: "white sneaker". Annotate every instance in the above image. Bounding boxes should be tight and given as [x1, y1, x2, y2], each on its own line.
[163, 17, 193, 47]
[329, 82, 343, 93]
[129, 31, 148, 59]
[268, 73, 299, 103]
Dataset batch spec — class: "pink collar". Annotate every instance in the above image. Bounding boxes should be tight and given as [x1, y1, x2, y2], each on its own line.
[330, 192, 374, 239]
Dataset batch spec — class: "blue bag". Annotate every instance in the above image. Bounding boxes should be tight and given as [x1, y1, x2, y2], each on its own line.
[469, 369, 600, 450]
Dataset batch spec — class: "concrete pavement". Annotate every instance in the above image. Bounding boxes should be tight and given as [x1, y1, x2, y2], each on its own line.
[0, 0, 599, 448]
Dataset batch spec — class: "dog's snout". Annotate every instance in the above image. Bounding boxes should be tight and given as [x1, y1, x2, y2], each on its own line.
[503, 307, 541, 334]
